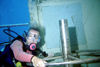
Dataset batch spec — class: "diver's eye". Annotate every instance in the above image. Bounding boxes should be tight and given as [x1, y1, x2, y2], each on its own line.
[34, 34, 36, 38]
[34, 34, 40, 39]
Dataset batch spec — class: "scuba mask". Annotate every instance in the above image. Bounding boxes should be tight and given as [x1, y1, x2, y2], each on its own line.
[27, 34, 41, 43]
[26, 34, 41, 51]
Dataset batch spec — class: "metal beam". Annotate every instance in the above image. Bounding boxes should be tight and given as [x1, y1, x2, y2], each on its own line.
[45, 57, 100, 66]
[0, 23, 29, 28]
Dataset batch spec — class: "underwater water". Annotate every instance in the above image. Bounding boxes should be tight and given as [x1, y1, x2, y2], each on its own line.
[0, 0, 30, 51]
[0, 0, 100, 67]
[0, 0, 85, 67]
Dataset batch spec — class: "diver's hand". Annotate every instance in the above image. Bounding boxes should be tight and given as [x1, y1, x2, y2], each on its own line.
[31, 56, 46, 67]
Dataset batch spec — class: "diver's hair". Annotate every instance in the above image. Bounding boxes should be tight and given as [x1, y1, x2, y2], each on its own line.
[28, 26, 40, 32]
[28, 22, 40, 32]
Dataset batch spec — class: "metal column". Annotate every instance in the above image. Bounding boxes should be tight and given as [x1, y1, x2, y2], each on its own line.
[59, 19, 71, 67]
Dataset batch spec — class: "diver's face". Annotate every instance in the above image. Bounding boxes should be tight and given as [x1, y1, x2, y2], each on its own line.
[26, 29, 40, 45]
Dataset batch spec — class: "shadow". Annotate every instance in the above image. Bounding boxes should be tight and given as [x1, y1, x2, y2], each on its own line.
[69, 27, 81, 67]
[68, 27, 79, 52]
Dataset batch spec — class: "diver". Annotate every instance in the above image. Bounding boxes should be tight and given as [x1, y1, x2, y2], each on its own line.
[0, 23, 48, 67]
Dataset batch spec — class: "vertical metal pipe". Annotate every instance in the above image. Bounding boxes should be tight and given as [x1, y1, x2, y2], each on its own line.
[59, 19, 71, 67]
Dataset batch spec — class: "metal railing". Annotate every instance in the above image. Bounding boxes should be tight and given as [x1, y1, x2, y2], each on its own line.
[44, 19, 100, 66]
